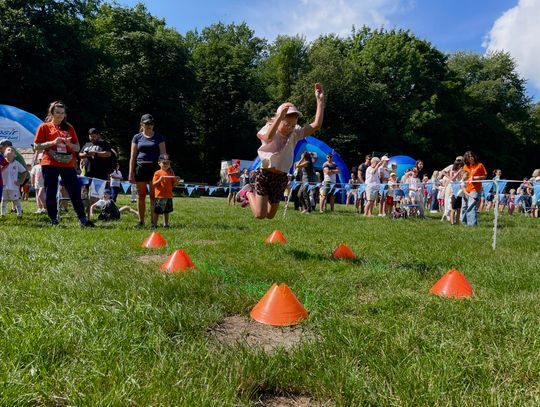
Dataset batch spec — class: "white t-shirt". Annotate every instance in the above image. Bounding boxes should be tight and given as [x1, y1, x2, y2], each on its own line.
[30, 164, 44, 189]
[407, 176, 422, 194]
[365, 166, 380, 186]
[257, 123, 305, 173]
[378, 166, 390, 182]
[322, 161, 338, 183]
[94, 198, 111, 208]
[1, 161, 26, 191]
[110, 169, 122, 187]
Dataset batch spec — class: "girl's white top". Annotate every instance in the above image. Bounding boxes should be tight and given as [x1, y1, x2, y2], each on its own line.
[257, 123, 305, 173]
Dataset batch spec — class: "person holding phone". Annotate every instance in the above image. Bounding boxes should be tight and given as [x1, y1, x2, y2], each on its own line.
[34, 101, 94, 227]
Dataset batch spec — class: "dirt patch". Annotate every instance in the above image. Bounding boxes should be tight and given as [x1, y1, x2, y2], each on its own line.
[208, 315, 318, 353]
[257, 395, 331, 407]
[137, 254, 168, 264]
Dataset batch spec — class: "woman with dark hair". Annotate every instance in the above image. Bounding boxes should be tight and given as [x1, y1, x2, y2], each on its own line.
[33, 101, 94, 227]
[128, 114, 167, 227]
[415, 160, 424, 178]
[461, 151, 487, 226]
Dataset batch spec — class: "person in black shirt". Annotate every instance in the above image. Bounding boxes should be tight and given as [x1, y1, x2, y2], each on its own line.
[79, 128, 113, 212]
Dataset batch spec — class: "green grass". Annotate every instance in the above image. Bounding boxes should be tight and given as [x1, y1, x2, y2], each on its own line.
[1, 197, 539, 406]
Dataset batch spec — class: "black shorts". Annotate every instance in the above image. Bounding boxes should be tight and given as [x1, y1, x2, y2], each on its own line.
[255, 169, 288, 204]
[135, 162, 159, 183]
[451, 196, 462, 210]
[154, 198, 173, 214]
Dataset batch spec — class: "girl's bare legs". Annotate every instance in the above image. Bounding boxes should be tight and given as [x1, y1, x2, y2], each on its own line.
[247, 191, 270, 219]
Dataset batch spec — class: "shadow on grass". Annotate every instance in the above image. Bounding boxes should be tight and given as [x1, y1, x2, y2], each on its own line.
[189, 222, 248, 231]
[390, 260, 442, 278]
[284, 247, 368, 265]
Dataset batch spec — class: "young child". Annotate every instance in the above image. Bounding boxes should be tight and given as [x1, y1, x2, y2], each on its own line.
[506, 189, 515, 215]
[246, 83, 325, 219]
[89, 189, 138, 220]
[152, 155, 181, 228]
[30, 153, 46, 213]
[1, 147, 28, 217]
[0, 147, 9, 201]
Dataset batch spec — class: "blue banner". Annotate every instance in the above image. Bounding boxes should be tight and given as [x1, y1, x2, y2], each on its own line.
[494, 180, 507, 193]
[451, 182, 461, 197]
[121, 182, 131, 193]
[482, 181, 493, 197]
[357, 184, 366, 195]
[78, 176, 91, 186]
[329, 183, 335, 194]
[291, 180, 297, 190]
[400, 184, 409, 195]
[187, 187, 195, 196]
[209, 187, 216, 195]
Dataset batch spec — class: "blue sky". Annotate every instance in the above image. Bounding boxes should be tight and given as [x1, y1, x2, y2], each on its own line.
[117, 0, 540, 101]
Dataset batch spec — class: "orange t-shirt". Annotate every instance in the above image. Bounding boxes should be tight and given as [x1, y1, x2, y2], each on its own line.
[227, 164, 240, 182]
[153, 169, 175, 198]
[34, 122, 79, 168]
[464, 163, 487, 193]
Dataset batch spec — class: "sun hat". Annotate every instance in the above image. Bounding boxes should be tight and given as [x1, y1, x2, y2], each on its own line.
[277, 103, 302, 118]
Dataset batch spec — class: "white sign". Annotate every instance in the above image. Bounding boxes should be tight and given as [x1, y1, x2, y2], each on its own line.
[0, 127, 20, 141]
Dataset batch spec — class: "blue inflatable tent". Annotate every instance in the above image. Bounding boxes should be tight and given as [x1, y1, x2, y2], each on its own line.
[0, 105, 42, 148]
[388, 155, 416, 179]
[248, 136, 349, 185]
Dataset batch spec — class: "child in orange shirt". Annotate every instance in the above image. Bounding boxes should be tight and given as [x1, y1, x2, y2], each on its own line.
[152, 155, 181, 228]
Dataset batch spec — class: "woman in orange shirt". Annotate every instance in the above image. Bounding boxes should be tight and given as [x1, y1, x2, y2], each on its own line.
[461, 150, 487, 226]
[34, 101, 94, 227]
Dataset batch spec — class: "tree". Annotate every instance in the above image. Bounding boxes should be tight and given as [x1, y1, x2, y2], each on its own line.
[88, 3, 195, 166]
[187, 22, 266, 180]
[448, 51, 534, 177]
[0, 0, 101, 117]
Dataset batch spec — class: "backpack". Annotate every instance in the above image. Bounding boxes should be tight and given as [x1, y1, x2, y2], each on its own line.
[98, 200, 120, 221]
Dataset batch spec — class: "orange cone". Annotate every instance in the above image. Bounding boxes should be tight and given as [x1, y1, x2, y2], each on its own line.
[250, 283, 308, 326]
[331, 243, 357, 260]
[161, 249, 195, 273]
[265, 230, 287, 244]
[430, 269, 474, 298]
[142, 231, 167, 248]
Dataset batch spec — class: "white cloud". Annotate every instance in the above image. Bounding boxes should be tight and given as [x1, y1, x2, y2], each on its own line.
[484, 0, 540, 91]
[247, 0, 410, 42]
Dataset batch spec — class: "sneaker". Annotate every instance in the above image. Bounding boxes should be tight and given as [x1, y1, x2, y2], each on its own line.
[135, 222, 145, 228]
[50, 219, 59, 226]
[151, 223, 158, 230]
[163, 224, 170, 228]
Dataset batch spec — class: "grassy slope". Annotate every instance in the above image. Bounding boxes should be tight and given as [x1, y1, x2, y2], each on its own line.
[0, 197, 539, 406]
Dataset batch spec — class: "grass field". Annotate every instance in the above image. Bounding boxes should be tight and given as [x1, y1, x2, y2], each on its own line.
[1, 196, 539, 406]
